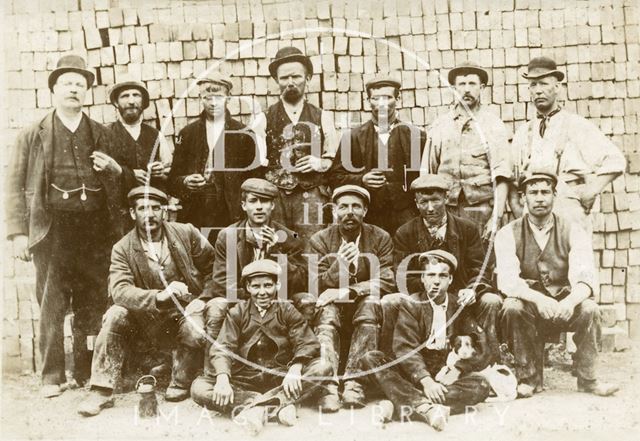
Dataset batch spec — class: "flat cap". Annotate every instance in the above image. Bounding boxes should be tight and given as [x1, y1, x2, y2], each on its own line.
[241, 178, 279, 199]
[518, 170, 558, 191]
[365, 75, 402, 94]
[410, 174, 450, 192]
[419, 250, 458, 272]
[332, 185, 371, 205]
[196, 71, 233, 91]
[522, 57, 565, 82]
[448, 62, 489, 85]
[109, 80, 150, 109]
[127, 186, 168, 205]
[241, 259, 282, 282]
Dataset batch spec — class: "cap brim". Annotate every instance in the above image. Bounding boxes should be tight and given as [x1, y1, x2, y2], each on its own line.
[268, 55, 313, 79]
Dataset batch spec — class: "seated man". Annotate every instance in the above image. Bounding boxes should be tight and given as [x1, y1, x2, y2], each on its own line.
[360, 250, 492, 431]
[77, 186, 215, 416]
[308, 185, 395, 410]
[191, 260, 331, 435]
[387, 174, 501, 360]
[204, 178, 309, 343]
[495, 171, 619, 397]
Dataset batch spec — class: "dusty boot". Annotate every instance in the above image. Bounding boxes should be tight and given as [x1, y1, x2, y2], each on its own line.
[342, 381, 365, 408]
[318, 383, 341, 413]
[78, 388, 115, 417]
[277, 404, 297, 426]
[415, 403, 449, 431]
[165, 385, 190, 402]
[516, 383, 536, 398]
[235, 406, 266, 436]
[577, 378, 619, 397]
[373, 400, 394, 425]
[42, 384, 64, 398]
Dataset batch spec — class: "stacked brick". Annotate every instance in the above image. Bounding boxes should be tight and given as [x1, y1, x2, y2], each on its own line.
[2, 0, 639, 373]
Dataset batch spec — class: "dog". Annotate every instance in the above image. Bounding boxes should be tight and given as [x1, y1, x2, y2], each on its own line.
[435, 335, 476, 385]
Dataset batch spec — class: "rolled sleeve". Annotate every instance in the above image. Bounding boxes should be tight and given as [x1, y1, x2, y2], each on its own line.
[320, 110, 338, 159]
[568, 223, 596, 295]
[494, 224, 540, 300]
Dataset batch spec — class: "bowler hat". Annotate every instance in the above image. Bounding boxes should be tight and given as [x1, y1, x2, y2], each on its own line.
[522, 57, 565, 81]
[268, 47, 313, 79]
[448, 62, 489, 85]
[48, 54, 95, 92]
[109, 81, 150, 109]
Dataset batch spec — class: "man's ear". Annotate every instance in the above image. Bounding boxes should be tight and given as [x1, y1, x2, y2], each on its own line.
[129, 207, 136, 221]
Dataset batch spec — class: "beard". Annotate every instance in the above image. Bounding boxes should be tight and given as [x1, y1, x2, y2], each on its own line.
[119, 106, 143, 124]
[282, 87, 303, 104]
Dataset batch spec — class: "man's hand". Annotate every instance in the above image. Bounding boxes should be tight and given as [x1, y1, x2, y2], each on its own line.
[294, 155, 323, 173]
[337, 241, 359, 266]
[457, 289, 476, 307]
[535, 295, 559, 321]
[316, 288, 350, 307]
[183, 174, 207, 191]
[362, 170, 386, 189]
[213, 374, 234, 407]
[420, 376, 448, 404]
[579, 188, 598, 213]
[482, 216, 502, 242]
[555, 297, 577, 322]
[134, 168, 148, 185]
[12, 235, 31, 262]
[91, 151, 122, 175]
[282, 363, 303, 400]
[257, 225, 278, 248]
[148, 161, 168, 178]
[184, 298, 205, 316]
[157, 281, 192, 303]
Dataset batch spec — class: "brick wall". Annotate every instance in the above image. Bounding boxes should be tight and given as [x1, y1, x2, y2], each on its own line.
[2, 0, 639, 373]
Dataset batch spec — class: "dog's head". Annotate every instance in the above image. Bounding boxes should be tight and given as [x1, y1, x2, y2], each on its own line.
[451, 335, 476, 360]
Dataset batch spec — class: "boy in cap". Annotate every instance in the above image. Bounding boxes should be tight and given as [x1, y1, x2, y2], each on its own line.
[421, 62, 512, 239]
[307, 184, 396, 410]
[77, 186, 215, 415]
[191, 259, 332, 435]
[253, 47, 339, 243]
[386, 174, 502, 361]
[510, 57, 625, 234]
[330, 75, 427, 235]
[5, 54, 128, 397]
[496, 171, 618, 398]
[360, 250, 492, 431]
[107, 79, 173, 192]
[168, 72, 262, 243]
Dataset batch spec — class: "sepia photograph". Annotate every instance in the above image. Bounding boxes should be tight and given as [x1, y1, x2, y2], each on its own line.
[0, 0, 638, 440]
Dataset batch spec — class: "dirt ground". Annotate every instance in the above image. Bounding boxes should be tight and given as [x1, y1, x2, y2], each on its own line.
[1, 344, 639, 441]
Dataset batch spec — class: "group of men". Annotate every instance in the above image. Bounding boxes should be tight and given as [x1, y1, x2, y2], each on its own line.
[5, 46, 626, 432]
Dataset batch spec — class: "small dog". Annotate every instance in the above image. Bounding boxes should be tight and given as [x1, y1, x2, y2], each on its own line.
[435, 335, 517, 402]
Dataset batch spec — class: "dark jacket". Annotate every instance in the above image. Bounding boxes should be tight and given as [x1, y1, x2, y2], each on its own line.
[329, 120, 426, 233]
[308, 223, 396, 297]
[212, 299, 320, 377]
[392, 291, 490, 386]
[211, 219, 307, 300]
[393, 213, 494, 295]
[4, 111, 128, 247]
[167, 111, 263, 225]
[109, 221, 215, 313]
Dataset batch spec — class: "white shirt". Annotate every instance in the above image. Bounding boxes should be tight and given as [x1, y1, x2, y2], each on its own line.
[122, 119, 142, 141]
[373, 120, 398, 146]
[426, 294, 449, 350]
[57, 111, 83, 133]
[205, 117, 225, 175]
[140, 236, 170, 270]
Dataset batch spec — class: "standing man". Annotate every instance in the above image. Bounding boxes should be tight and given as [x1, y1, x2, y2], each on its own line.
[5, 54, 128, 397]
[107, 80, 173, 192]
[496, 171, 618, 398]
[330, 76, 427, 235]
[511, 57, 626, 233]
[308, 185, 395, 410]
[257, 47, 338, 242]
[77, 186, 215, 415]
[360, 251, 492, 431]
[168, 72, 261, 243]
[386, 174, 502, 360]
[191, 260, 332, 435]
[422, 62, 512, 238]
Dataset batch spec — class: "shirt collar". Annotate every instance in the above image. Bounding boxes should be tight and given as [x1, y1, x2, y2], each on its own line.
[56, 110, 84, 133]
[340, 234, 361, 247]
[427, 292, 449, 311]
[423, 214, 448, 238]
[526, 214, 554, 234]
[282, 99, 305, 118]
[536, 106, 562, 120]
[453, 102, 481, 120]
